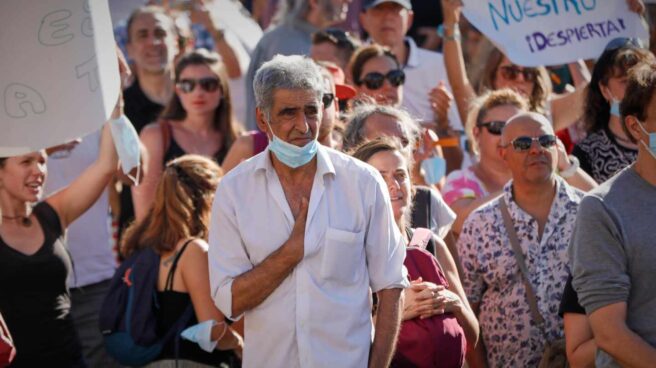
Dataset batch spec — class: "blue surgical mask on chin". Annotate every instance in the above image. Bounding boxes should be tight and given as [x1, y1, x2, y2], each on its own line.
[266, 121, 318, 168]
[610, 100, 621, 118]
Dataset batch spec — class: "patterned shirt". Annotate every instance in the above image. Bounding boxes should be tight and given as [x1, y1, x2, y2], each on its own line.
[572, 128, 637, 184]
[457, 178, 583, 367]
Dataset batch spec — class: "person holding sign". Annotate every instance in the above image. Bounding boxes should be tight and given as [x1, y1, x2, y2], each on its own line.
[133, 49, 242, 220]
[0, 102, 121, 367]
[440, 0, 591, 134]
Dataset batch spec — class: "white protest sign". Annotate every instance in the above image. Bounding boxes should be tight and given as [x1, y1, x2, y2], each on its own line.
[205, 0, 263, 55]
[462, 1, 649, 66]
[0, 0, 119, 156]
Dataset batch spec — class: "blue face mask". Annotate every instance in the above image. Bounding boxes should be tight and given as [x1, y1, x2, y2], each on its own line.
[610, 100, 621, 118]
[109, 115, 141, 184]
[420, 156, 446, 185]
[637, 121, 656, 159]
[266, 121, 318, 169]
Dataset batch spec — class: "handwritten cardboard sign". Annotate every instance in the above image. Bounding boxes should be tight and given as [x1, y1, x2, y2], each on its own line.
[0, 0, 119, 156]
[463, 0, 649, 66]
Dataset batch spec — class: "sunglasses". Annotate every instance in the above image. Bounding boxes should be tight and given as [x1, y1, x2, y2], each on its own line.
[312, 28, 357, 50]
[499, 65, 538, 83]
[322, 93, 335, 107]
[604, 37, 645, 51]
[359, 69, 405, 90]
[477, 120, 505, 135]
[176, 77, 220, 93]
[505, 134, 558, 152]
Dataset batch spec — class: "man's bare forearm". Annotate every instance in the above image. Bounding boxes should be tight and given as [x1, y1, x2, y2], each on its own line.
[369, 288, 403, 368]
[230, 240, 301, 317]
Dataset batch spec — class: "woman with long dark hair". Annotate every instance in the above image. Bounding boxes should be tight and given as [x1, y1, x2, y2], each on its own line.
[134, 49, 242, 220]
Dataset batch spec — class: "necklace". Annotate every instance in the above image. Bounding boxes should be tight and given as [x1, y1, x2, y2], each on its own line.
[1, 214, 32, 226]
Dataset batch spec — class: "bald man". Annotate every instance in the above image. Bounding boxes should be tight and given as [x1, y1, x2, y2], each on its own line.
[456, 112, 590, 366]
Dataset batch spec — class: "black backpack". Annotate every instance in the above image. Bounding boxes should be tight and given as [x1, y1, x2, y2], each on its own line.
[99, 241, 194, 366]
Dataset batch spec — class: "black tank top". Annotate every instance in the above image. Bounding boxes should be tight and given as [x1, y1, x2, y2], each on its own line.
[156, 240, 239, 366]
[161, 120, 228, 166]
[0, 202, 82, 367]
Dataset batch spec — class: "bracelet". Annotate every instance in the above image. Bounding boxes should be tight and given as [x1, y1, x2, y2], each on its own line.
[436, 23, 461, 42]
[559, 155, 579, 179]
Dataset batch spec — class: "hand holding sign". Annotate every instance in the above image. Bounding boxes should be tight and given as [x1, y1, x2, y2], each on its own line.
[461, 0, 649, 66]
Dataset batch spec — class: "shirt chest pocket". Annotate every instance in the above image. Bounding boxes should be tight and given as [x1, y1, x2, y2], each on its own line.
[321, 227, 365, 285]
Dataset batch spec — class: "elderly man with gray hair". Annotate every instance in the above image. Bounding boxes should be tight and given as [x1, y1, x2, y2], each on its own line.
[208, 55, 408, 368]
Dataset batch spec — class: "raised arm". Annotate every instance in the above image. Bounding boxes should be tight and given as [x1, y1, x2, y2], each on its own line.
[550, 61, 589, 132]
[46, 105, 120, 229]
[132, 123, 166, 221]
[440, 0, 477, 124]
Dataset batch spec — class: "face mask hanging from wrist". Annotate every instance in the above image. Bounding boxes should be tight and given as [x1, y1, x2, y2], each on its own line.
[266, 120, 318, 168]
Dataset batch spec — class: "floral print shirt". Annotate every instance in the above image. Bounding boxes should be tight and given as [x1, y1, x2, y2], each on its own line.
[457, 178, 583, 367]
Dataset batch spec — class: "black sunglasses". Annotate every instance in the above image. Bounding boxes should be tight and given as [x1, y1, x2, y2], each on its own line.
[359, 69, 405, 90]
[505, 134, 557, 152]
[322, 93, 335, 107]
[176, 77, 220, 93]
[477, 120, 505, 135]
[499, 65, 538, 83]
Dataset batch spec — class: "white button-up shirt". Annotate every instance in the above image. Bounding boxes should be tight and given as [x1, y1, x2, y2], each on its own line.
[209, 145, 408, 368]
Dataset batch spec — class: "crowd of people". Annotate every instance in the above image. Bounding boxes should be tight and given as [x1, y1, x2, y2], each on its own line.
[1, 0, 655, 367]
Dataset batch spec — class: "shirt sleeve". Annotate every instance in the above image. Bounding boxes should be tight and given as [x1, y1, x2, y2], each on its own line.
[570, 196, 630, 315]
[364, 172, 409, 292]
[208, 182, 254, 320]
[429, 188, 456, 239]
[457, 213, 485, 304]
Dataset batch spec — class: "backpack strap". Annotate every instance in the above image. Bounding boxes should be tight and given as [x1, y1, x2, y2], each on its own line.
[411, 186, 432, 229]
[164, 239, 195, 291]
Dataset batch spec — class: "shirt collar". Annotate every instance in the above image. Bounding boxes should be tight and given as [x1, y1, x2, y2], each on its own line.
[254, 143, 336, 180]
[405, 37, 420, 68]
[502, 176, 580, 224]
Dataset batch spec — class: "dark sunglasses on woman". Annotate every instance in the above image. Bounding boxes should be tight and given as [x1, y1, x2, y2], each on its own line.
[176, 77, 220, 93]
[505, 134, 557, 152]
[359, 69, 405, 90]
[499, 65, 538, 83]
[476, 120, 505, 135]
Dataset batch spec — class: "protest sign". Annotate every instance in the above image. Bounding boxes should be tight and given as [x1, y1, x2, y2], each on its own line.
[0, 0, 119, 156]
[462, 1, 649, 66]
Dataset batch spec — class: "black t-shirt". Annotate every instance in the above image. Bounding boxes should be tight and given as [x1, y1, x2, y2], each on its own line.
[408, 1, 443, 49]
[572, 127, 637, 184]
[0, 202, 82, 367]
[559, 275, 586, 317]
[120, 79, 165, 237]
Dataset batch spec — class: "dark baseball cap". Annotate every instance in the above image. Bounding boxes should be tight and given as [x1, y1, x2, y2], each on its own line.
[363, 0, 412, 10]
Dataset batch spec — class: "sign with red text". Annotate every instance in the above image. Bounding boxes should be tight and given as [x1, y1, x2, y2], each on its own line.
[0, 0, 119, 156]
[462, 0, 649, 66]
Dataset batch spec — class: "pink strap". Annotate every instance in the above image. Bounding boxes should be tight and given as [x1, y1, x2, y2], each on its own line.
[408, 228, 432, 250]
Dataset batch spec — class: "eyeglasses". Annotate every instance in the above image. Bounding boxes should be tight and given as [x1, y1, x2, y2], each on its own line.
[322, 93, 335, 107]
[176, 77, 220, 93]
[504, 134, 558, 152]
[476, 120, 505, 136]
[312, 28, 358, 50]
[604, 37, 645, 51]
[359, 69, 405, 90]
[499, 65, 538, 83]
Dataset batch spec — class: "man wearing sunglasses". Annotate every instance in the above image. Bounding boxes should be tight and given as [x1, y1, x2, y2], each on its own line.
[570, 62, 656, 368]
[244, 0, 353, 131]
[457, 112, 592, 367]
[209, 55, 407, 368]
